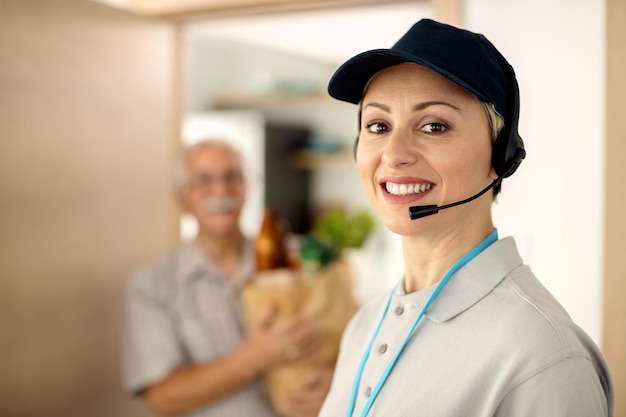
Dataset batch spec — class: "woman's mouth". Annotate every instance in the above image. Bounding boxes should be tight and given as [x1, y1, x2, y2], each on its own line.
[384, 182, 432, 196]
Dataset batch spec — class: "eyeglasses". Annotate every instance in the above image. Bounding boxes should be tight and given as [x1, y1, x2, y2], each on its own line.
[187, 170, 244, 189]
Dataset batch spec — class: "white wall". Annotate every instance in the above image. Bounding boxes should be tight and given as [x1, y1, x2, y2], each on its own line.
[465, 0, 605, 343]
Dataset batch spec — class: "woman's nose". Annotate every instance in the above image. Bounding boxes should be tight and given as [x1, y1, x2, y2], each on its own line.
[381, 130, 419, 168]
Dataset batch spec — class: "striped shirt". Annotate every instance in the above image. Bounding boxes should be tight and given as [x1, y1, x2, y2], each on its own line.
[123, 240, 279, 417]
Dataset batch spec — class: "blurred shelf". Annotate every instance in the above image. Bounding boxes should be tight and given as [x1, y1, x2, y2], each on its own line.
[289, 149, 354, 169]
[213, 92, 338, 110]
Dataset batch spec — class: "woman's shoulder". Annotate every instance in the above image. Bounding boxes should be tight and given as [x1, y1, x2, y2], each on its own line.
[485, 265, 600, 362]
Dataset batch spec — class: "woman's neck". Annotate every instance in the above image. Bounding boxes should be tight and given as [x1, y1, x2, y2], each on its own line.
[402, 219, 495, 293]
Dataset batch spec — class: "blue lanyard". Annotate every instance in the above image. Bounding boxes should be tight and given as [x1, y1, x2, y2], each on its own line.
[346, 229, 499, 417]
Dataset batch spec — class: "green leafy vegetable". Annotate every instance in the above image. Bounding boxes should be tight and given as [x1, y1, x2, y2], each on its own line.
[300, 208, 376, 273]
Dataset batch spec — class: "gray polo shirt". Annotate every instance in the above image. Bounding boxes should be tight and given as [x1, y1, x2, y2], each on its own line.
[123, 241, 279, 417]
[319, 237, 614, 417]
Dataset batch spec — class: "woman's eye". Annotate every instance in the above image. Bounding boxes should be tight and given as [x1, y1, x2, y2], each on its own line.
[366, 122, 389, 134]
[366, 122, 387, 134]
[421, 122, 448, 134]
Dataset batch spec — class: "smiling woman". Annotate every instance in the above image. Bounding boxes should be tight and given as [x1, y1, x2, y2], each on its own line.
[318, 18, 614, 417]
[356, 63, 498, 239]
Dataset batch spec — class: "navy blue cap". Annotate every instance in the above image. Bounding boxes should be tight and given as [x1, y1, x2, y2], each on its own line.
[328, 19, 525, 178]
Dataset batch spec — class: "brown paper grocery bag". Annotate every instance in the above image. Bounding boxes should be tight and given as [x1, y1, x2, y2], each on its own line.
[241, 258, 358, 416]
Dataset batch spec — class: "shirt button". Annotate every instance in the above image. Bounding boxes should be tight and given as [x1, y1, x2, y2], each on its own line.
[378, 343, 388, 354]
[364, 386, 372, 397]
[395, 305, 404, 315]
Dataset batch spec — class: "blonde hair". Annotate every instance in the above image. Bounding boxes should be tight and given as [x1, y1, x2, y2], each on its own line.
[481, 102, 505, 198]
[482, 101, 505, 142]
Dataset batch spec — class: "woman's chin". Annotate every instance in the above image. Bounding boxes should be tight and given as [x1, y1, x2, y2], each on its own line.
[382, 215, 423, 236]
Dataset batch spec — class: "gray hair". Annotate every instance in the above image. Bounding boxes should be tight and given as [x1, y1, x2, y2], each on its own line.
[173, 139, 247, 194]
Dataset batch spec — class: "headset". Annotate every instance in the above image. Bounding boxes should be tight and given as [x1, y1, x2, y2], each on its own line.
[491, 68, 526, 179]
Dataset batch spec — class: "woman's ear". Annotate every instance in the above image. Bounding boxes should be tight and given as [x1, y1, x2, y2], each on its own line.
[489, 165, 499, 181]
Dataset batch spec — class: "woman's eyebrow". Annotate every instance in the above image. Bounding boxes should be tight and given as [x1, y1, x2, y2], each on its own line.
[414, 101, 462, 112]
[362, 101, 462, 113]
[362, 102, 390, 112]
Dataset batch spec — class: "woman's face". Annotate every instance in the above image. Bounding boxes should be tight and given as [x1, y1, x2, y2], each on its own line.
[357, 63, 497, 235]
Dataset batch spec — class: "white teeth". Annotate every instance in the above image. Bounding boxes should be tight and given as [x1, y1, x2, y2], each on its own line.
[385, 182, 432, 196]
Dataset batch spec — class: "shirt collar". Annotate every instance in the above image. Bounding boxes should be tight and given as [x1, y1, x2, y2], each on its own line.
[175, 239, 255, 288]
[395, 237, 523, 323]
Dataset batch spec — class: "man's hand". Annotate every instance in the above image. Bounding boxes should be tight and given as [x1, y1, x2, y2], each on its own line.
[245, 304, 322, 371]
[282, 366, 334, 417]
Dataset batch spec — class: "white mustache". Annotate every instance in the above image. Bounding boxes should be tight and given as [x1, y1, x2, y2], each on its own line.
[201, 196, 241, 214]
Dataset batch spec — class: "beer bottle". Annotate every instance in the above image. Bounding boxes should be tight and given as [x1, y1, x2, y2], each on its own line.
[255, 208, 289, 271]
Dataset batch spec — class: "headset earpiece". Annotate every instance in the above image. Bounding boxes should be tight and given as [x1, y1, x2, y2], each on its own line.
[493, 131, 525, 178]
[492, 69, 525, 178]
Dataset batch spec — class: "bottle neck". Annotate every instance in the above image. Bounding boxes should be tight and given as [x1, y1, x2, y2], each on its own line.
[255, 209, 289, 271]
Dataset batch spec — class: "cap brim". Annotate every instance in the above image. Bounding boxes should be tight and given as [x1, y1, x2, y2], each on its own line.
[328, 48, 488, 105]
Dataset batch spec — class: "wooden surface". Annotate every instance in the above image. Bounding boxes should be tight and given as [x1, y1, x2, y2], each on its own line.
[603, 0, 626, 415]
[0, 1, 180, 415]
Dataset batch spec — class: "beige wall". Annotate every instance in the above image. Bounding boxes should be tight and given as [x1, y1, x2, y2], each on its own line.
[604, 0, 626, 415]
[0, 0, 180, 416]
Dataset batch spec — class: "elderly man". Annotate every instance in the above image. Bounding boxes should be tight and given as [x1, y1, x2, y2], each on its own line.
[124, 139, 331, 417]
